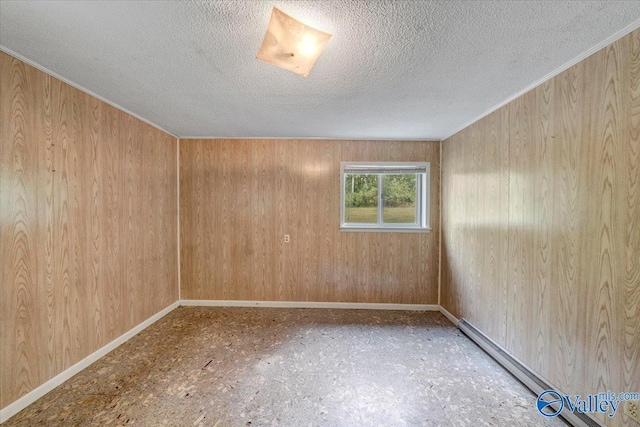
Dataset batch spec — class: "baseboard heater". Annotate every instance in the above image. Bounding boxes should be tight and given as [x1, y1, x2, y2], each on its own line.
[457, 319, 603, 427]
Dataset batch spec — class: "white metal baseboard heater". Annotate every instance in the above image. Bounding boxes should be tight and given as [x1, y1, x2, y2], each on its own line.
[457, 318, 603, 427]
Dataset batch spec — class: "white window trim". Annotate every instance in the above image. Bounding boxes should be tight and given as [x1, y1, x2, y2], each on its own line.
[340, 161, 431, 232]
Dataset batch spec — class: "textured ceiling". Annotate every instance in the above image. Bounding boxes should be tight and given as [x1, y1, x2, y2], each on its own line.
[2, 1, 640, 139]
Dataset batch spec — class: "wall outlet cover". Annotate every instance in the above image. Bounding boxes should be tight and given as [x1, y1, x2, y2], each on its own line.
[624, 400, 640, 424]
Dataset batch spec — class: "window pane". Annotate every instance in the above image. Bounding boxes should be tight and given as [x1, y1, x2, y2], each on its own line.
[344, 173, 378, 224]
[382, 174, 417, 224]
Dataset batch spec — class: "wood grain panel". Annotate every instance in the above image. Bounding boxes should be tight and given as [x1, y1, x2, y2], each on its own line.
[584, 41, 626, 425]
[624, 27, 640, 422]
[1, 52, 40, 406]
[441, 27, 640, 427]
[466, 123, 480, 325]
[550, 60, 588, 395]
[0, 51, 178, 410]
[531, 79, 554, 376]
[475, 119, 490, 335]
[506, 92, 529, 361]
[440, 131, 457, 315]
[180, 139, 440, 304]
[448, 129, 464, 317]
[490, 107, 510, 347]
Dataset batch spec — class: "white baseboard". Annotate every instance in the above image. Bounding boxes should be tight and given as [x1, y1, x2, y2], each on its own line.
[180, 299, 439, 311]
[439, 305, 459, 325]
[0, 301, 179, 424]
[1, 300, 444, 423]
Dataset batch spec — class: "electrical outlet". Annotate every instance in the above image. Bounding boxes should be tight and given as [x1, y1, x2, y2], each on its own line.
[625, 400, 640, 424]
[284, 234, 290, 243]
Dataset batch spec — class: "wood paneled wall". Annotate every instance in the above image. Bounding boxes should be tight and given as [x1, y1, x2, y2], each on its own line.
[441, 29, 639, 426]
[180, 139, 439, 303]
[0, 52, 178, 410]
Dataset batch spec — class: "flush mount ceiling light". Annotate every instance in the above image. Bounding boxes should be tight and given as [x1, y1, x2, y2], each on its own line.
[256, 7, 332, 77]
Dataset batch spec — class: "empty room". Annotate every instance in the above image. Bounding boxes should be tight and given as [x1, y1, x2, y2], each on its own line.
[1, 1, 639, 426]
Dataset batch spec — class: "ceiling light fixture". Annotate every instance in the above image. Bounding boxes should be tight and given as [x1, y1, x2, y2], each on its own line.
[256, 7, 332, 77]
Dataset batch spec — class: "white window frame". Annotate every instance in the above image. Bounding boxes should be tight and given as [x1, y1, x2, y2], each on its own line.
[340, 161, 430, 232]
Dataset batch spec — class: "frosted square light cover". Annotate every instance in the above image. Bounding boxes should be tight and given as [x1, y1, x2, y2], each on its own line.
[256, 7, 332, 77]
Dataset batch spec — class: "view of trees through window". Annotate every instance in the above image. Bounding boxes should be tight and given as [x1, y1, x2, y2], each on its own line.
[344, 173, 417, 224]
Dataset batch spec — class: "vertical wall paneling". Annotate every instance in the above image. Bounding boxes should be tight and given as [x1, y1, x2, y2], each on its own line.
[583, 42, 625, 420]
[531, 79, 554, 376]
[624, 28, 640, 427]
[441, 28, 640, 427]
[180, 139, 440, 304]
[0, 52, 179, 410]
[550, 60, 588, 395]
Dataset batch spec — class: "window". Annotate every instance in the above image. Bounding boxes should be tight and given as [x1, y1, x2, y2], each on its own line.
[340, 162, 430, 231]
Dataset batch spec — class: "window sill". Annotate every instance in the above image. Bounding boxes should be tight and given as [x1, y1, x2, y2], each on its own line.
[340, 227, 432, 233]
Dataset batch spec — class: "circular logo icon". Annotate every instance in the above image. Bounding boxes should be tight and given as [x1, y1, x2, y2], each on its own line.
[537, 390, 564, 417]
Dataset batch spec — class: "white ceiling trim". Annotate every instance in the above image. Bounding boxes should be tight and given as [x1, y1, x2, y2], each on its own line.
[441, 15, 640, 142]
[0, 45, 179, 138]
[3, 3, 640, 142]
[0, 44, 439, 142]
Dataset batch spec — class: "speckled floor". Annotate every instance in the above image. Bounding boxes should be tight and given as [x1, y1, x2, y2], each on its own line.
[5, 307, 567, 426]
